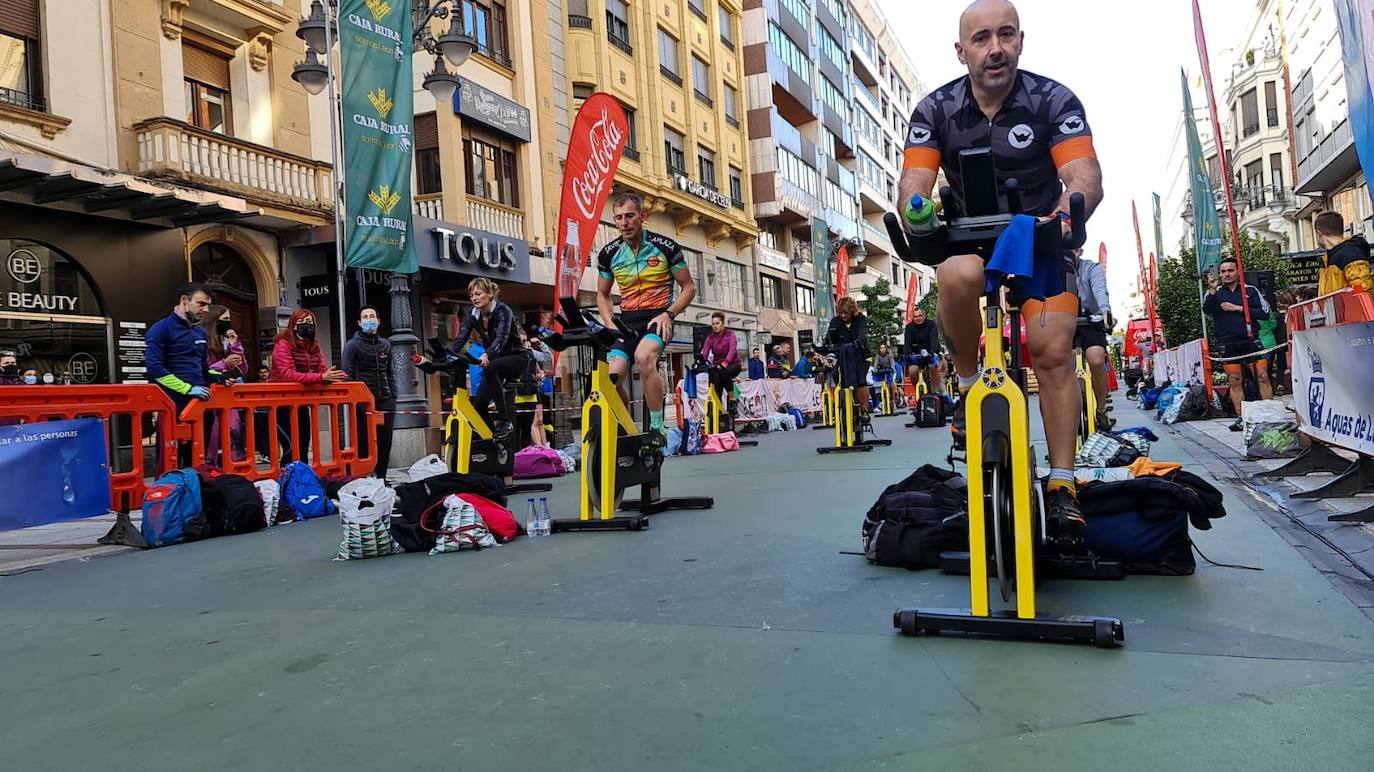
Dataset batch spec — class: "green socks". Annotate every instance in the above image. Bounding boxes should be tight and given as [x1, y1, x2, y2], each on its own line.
[650, 410, 665, 432]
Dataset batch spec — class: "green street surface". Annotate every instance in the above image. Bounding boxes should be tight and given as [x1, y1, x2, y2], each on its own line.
[3, 403, 1373, 771]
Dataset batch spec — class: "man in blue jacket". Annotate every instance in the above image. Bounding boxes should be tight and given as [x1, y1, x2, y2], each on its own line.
[146, 283, 213, 413]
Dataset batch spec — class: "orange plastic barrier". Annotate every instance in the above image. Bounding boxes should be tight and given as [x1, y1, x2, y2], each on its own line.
[177, 382, 381, 482]
[0, 384, 181, 512]
[1287, 287, 1374, 333]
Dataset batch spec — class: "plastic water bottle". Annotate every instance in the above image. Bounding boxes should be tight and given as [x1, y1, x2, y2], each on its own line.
[537, 497, 553, 537]
[525, 497, 539, 537]
[903, 194, 938, 234]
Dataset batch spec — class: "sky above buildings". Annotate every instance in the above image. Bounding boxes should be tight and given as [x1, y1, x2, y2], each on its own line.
[878, 0, 1254, 316]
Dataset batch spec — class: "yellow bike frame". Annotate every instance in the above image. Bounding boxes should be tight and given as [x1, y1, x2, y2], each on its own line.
[1075, 351, 1098, 451]
[963, 301, 1037, 619]
[833, 386, 858, 448]
[915, 370, 929, 400]
[705, 382, 727, 436]
[877, 380, 895, 416]
[819, 385, 837, 428]
[443, 388, 494, 473]
[580, 358, 640, 521]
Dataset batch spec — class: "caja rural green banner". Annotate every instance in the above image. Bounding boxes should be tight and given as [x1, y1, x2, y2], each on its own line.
[341, 0, 417, 273]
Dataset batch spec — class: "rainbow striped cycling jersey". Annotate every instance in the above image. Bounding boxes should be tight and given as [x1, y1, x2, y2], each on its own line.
[596, 230, 689, 311]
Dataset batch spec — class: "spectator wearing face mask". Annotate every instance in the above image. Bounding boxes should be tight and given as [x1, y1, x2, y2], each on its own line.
[203, 304, 248, 463]
[271, 308, 348, 464]
[0, 350, 20, 385]
[21, 369, 38, 385]
[341, 306, 395, 478]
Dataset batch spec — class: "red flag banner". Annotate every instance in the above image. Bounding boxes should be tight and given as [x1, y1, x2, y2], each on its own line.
[835, 246, 849, 299]
[904, 273, 920, 323]
[554, 94, 629, 305]
[1132, 201, 1148, 305]
[1192, 0, 1253, 329]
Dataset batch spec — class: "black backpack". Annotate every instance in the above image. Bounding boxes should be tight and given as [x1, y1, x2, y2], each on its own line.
[199, 474, 267, 538]
[914, 394, 946, 427]
[1176, 385, 1212, 422]
[862, 464, 969, 569]
[391, 472, 508, 553]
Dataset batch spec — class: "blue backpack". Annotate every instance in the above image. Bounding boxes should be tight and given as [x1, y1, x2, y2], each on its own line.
[280, 462, 335, 520]
[141, 469, 203, 547]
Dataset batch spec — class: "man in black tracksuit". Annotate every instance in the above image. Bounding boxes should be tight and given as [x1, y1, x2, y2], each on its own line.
[341, 306, 397, 477]
[1203, 258, 1271, 428]
[903, 308, 942, 394]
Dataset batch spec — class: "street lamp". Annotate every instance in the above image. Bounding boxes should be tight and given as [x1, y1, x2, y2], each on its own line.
[291, 0, 476, 430]
[290, 49, 329, 95]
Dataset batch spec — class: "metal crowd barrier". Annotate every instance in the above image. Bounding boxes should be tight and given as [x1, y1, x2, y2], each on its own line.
[1262, 288, 1374, 522]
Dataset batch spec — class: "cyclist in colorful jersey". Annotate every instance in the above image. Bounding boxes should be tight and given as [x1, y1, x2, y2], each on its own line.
[898, 0, 1104, 537]
[596, 191, 698, 451]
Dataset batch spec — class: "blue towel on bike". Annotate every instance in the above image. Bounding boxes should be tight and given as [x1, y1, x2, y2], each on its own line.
[984, 214, 1064, 301]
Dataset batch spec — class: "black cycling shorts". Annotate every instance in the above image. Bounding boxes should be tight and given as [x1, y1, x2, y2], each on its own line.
[609, 308, 668, 361]
[1218, 339, 1263, 364]
[1074, 321, 1109, 351]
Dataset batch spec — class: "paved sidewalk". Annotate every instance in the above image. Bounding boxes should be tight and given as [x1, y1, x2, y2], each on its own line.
[1140, 407, 1374, 618]
[3, 397, 1374, 770]
[0, 513, 135, 575]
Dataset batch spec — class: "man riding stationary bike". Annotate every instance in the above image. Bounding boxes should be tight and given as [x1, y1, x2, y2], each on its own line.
[898, 0, 1104, 540]
[1074, 247, 1115, 431]
[596, 192, 697, 453]
[903, 307, 943, 398]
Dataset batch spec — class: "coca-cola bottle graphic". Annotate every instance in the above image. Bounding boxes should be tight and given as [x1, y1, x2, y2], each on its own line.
[560, 220, 582, 297]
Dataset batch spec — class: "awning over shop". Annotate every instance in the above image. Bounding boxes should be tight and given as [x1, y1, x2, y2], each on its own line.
[0, 152, 259, 228]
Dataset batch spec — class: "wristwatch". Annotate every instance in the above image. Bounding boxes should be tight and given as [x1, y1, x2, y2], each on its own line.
[666, 309, 677, 320]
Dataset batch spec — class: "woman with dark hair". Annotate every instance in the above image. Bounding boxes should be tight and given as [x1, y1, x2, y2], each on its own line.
[271, 308, 347, 463]
[826, 296, 872, 418]
[204, 304, 248, 462]
[447, 277, 528, 439]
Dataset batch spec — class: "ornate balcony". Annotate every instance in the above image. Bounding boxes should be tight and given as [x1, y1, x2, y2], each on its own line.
[134, 117, 331, 217]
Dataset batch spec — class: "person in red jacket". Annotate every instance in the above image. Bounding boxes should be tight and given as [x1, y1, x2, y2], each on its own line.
[271, 308, 347, 464]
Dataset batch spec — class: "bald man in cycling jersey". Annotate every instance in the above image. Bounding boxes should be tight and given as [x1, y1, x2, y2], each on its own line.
[897, 0, 1104, 537]
[596, 191, 698, 451]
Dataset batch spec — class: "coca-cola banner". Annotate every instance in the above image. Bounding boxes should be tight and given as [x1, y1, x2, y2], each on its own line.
[554, 94, 629, 303]
[835, 245, 849, 299]
[904, 273, 919, 323]
[1098, 242, 1108, 271]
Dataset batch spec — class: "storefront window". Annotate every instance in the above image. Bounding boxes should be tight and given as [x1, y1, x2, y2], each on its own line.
[0, 239, 108, 383]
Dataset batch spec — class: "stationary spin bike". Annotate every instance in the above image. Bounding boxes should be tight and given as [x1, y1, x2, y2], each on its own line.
[883, 147, 1124, 647]
[541, 298, 714, 531]
[816, 342, 892, 454]
[414, 341, 553, 496]
[687, 360, 758, 447]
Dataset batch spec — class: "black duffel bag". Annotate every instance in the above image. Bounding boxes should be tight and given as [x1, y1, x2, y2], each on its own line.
[391, 472, 507, 553]
[862, 464, 969, 570]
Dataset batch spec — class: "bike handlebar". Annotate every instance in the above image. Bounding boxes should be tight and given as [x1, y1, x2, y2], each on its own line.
[883, 181, 1087, 268]
[539, 301, 634, 353]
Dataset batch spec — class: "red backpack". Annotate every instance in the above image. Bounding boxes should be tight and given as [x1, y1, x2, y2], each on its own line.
[456, 494, 521, 542]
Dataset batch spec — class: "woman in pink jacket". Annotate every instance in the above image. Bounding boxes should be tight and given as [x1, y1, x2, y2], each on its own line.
[205, 304, 249, 463]
[271, 308, 347, 464]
